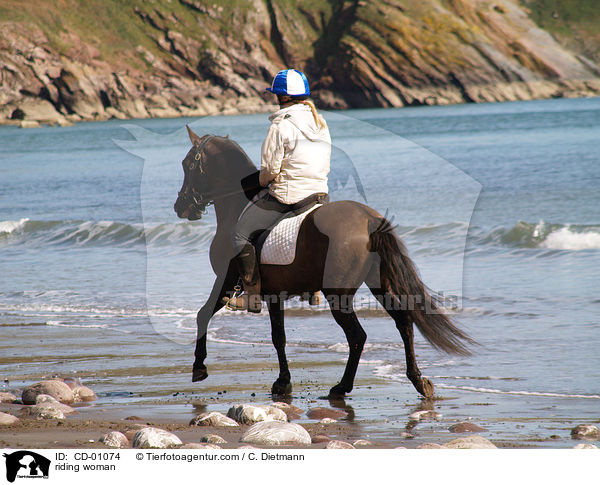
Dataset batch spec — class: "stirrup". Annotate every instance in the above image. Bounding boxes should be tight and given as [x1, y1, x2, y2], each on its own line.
[225, 284, 243, 311]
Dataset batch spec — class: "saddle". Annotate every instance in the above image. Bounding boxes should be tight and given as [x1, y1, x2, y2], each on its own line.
[255, 191, 329, 265]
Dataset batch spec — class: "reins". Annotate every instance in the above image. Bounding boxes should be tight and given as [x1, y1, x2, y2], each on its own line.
[178, 135, 255, 215]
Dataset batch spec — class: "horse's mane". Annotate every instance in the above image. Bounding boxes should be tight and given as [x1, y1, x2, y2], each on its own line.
[209, 135, 262, 201]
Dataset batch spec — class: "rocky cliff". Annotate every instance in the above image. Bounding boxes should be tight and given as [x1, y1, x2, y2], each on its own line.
[1, 0, 598, 126]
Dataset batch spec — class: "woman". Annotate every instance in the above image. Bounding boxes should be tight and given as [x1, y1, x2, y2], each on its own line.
[228, 69, 332, 312]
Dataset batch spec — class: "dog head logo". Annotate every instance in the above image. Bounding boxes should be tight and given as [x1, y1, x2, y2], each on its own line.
[3, 451, 51, 483]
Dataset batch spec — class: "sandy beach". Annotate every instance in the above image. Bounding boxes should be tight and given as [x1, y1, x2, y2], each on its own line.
[2, 378, 597, 451]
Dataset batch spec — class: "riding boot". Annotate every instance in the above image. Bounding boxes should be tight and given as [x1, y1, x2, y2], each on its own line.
[228, 244, 262, 313]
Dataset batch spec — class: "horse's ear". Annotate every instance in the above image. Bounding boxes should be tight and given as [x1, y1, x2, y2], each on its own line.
[186, 125, 202, 146]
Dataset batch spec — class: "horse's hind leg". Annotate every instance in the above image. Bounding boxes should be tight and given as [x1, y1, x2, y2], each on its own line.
[371, 289, 434, 399]
[267, 296, 292, 395]
[325, 292, 367, 397]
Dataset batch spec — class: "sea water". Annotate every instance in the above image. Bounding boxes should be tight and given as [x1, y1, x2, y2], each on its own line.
[1, 97, 599, 447]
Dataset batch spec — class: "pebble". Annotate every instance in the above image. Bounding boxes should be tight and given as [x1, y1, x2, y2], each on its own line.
[123, 426, 147, 442]
[448, 422, 487, 433]
[189, 412, 239, 427]
[0, 392, 17, 403]
[28, 405, 65, 420]
[573, 443, 598, 449]
[399, 432, 414, 439]
[320, 418, 337, 424]
[353, 439, 373, 447]
[200, 434, 227, 444]
[72, 386, 97, 402]
[570, 425, 599, 440]
[311, 434, 330, 444]
[132, 427, 183, 449]
[227, 404, 287, 425]
[307, 407, 348, 420]
[62, 377, 82, 389]
[0, 412, 20, 426]
[30, 402, 76, 415]
[271, 402, 304, 419]
[181, 443, 221, 449]
[326, 440, 355, 449]
[240, 421, 311, 446]
[409, 410, 442, 421]
[35, 394, 59, 404]
[100, 431, 130, 448]
[417, 443, 445, 449]
[22, 380, 74, 405]
[444, 435, 497, 449]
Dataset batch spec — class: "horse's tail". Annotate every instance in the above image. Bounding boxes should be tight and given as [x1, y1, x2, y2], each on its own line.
[369, 217, 475, 355]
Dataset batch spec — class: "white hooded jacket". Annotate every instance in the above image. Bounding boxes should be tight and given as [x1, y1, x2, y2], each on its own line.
[259, 103, 331, 204]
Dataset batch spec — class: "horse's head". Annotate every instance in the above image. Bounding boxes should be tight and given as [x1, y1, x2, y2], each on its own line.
[175, 126, 262, 220]
[174, 126, 218, 220]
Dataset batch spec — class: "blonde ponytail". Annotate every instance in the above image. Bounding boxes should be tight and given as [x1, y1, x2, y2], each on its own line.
[302, 99, 327, 130]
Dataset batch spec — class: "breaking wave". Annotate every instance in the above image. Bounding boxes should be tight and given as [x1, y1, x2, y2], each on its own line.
[477, 220, 600, 250]
[0, 218, 214, 248]
[2, 218, 598, 252]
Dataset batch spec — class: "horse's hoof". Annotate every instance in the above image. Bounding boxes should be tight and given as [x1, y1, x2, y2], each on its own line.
[328, 384, 349, 398]
[192, 367, 208, 382]
[271, 379, 292, 396]
[420, 378, 434, 399]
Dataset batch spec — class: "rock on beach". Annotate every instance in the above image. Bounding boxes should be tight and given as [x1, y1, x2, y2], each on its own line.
[189, 412, 239, 427]
[444, 435, 497, 449]
[307, 407, 348, 420]
[448, 422, 487, 433]
[0, 412, 20, 426]
[100, 431, 130, 449]
[227, 404, 287, 425]
[132, 427, 183, 449]
[271, 402, 304, 419]
[409, 410, 442, 421]
[22, 380, 74, 405]
[200, 434, 227, 444]
[181, 443, 221, 449]
[570, 425, 599, 440]
[240, 421, 311, 446]
[72, 386, 97, 402]
[30, 401, 76, 416]
[326, 440, 355, 449]
[27, 405, 66, 420]
[0, 392, 17, 403]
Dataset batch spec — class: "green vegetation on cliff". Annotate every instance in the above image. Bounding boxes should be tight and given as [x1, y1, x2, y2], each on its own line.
[1, 0, 598, 125]
[522, 0, 600, 62]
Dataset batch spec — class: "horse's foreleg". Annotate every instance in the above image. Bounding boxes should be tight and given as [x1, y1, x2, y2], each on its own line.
[268, 297, 292, 395]
[326, 294, 366, 397]
[192, 269, 236, 382]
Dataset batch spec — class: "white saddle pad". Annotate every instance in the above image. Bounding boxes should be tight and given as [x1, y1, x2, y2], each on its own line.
[260, 204, 321, 265]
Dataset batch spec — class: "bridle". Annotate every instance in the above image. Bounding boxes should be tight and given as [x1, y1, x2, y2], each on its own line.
[177, 135, 214, 214]
[177, 134, 258, 217]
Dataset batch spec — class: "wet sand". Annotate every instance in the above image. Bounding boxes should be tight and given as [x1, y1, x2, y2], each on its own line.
[1, 319, 598, 450]
[1, 387, 594, 450]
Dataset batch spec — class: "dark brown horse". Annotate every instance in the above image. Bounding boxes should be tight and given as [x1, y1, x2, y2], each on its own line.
[174, 126, 473, 399]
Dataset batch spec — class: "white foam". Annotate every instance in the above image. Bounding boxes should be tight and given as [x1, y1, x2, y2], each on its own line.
[0, 218, 29, 235]
[542, 227, 600, 250]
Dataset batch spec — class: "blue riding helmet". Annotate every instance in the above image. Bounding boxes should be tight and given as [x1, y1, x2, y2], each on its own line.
[266, 69, 310, 97]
